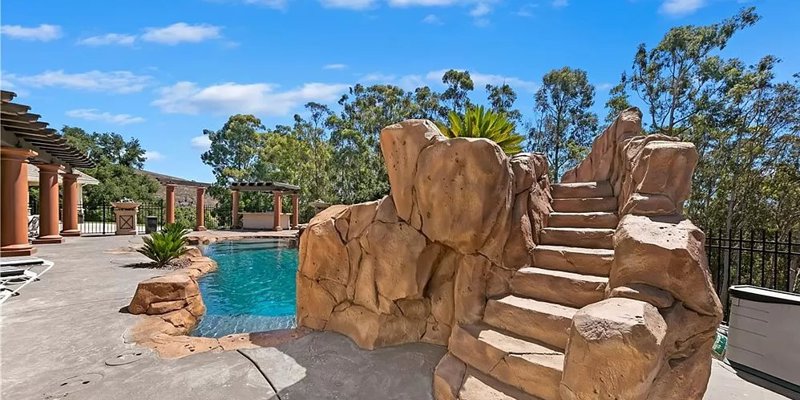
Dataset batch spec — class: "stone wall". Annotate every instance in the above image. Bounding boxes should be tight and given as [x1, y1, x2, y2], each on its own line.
[560, 108, 723, 399]
[297, 120, 551, 349]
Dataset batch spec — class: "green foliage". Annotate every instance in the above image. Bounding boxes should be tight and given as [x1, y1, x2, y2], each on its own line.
[441, 70, 474, 115]
[486, 83, 522, 123]
[63, 126, 159, 206]
[532, 66, 598, 181]
[137, 223, 189, 267]
[437, 106, 524, 155]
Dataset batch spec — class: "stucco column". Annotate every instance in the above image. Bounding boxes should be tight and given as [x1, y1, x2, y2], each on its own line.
[291, 193, 299, 229]
[273, 191, 283, 231]
[231, 190, 240, 229]
[34, 163, 64, 244]
[60, 172, 80, 236]
[1, 147, 37, 257]
[195, 187, 206, 231]
[165, 184, 176, 224]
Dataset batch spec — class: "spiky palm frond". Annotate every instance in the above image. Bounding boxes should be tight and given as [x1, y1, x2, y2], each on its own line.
[437, 106, 524, 155]
[137, 223, 190, 267]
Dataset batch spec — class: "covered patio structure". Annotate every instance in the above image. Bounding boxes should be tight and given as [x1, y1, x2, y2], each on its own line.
[229, 181, 300, 231]
[1, 90, 94, 257]
[144, 171, 211, 231]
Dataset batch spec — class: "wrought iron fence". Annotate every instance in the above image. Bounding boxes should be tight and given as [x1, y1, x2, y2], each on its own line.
[78, 201, 166, 235]
[705, 229, 800, 320]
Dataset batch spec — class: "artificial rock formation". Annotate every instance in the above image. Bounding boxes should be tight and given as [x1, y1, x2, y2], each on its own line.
[297, 120, 551, 350]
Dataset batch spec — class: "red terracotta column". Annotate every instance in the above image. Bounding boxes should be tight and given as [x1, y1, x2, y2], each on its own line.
[291, 193, 299, 229]
[273, 191, 283, 231]
[1, 147, 37, 257]
[195, 187, 206, 231]
[165, 184, 176, 224]
[34, 163, 64, 244]
[231, 190, 240, 229]
[60, 172, 80, 236]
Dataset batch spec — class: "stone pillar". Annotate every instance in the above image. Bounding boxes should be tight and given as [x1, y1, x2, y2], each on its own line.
[273, 191, 283, 231]
[34, 163, 64, 244]
[112, 202, 140, 235]
[1, 147, 37, 257]
[291, 193, 299, 229]
[165, 184, 176, 224]
[60, 172, 81, 236]
[195, 187, 206, 231]
[231, 190, 240, 229]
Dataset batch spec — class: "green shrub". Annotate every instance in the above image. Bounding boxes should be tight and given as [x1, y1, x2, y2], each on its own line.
[437, 106, 524, 155]
[137, 223, 190, 267]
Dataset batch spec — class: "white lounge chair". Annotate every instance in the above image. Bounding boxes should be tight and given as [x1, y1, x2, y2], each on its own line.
[0, 257, 54, 305]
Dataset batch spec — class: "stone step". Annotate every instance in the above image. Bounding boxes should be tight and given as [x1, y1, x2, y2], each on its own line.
[548, 212, 619, 229]
[511, 267, 608, 309]
[449, 323, 564, 400]
[434, 353, 542, 400]
[540, 227, 615, 249]
[551, 197, 617, 213]
[532, 245, 614, 276]
[483, 295, 576, 350]
[551, 181, 613, 199]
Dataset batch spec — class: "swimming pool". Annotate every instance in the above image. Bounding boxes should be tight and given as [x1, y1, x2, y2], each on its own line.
[192, 239, 298, 338]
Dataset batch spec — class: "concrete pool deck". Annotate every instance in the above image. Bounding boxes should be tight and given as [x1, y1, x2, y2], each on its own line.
[1, 235, 797, 399]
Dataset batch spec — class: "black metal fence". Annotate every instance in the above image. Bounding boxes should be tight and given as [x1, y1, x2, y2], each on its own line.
[706, 229, 800, 319]
[80, 201, 166, 235]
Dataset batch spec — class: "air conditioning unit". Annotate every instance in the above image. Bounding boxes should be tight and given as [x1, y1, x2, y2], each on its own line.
[727, 285, 800, 392]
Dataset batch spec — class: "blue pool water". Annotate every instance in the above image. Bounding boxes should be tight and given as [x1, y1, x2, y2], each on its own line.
[192, 239, 298, 338]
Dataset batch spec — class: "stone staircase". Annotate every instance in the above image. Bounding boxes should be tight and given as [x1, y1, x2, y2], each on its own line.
[435, 181, 619, 400]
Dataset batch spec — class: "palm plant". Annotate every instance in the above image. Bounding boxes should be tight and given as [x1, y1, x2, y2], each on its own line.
[437, 106, 525, 155]
[137, 223, 190, 267]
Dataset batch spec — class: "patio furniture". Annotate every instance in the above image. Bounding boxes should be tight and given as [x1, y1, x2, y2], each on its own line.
[0, 257, 54, 304]
[28, 214, 39, 238]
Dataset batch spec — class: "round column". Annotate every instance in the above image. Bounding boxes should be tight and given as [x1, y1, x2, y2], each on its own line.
[34, 163, 64, 244]
[165, 184, 176, 224]
[0, 147, 38, 256]
[291, 193, 299, 229]
[60, 172, 81, 236]
[231, 190, 240, 229]
[273, 191, 283, 231]
[195, 187, 206, 231]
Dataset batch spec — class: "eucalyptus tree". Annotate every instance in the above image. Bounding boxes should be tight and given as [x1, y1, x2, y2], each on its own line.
[441, 69, 474, 116]
[486, 83, 522, 123]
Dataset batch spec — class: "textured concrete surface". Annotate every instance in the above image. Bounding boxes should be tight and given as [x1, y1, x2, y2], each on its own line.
[1, 235, 796, 399]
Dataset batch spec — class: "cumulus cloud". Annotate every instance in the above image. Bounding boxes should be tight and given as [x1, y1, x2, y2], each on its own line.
[144, 151, 165, 161]
[77, 33, 136, 46]
[6, 70, 152, 93]
[191, 135, 212, 151]
[421, 14, 443, 25]
[141, 23, 221, 45]
[660, 0, 705, 16]
[1, 24, 62, 41]
[470, 3, 491, 17]
[65, 109, 145, 125]
[152, 81, 349, 116]
[323, 63, 348, 70]
[319, 0, 376, 9]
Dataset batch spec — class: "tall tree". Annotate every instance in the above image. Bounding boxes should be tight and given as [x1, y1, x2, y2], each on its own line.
[533, 67, 598, 182]
[486, 83, 522, 123]
[441, 70, 474, 116]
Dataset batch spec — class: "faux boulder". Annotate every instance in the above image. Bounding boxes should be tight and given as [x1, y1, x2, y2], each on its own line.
[297, 120, 548, 349]
[128, 272, 206, 334]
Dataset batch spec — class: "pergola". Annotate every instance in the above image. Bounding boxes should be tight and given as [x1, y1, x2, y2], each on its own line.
[1, 90, 95, 257]
[229, 181, 301, 231]
[145, 171, 212, 231]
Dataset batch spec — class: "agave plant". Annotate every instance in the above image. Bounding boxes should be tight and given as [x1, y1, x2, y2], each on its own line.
[137, 223, 190, 267]
[437, 106, 524, 155]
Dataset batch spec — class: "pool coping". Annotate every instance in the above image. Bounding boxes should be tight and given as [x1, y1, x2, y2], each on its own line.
[126, 242, 307, 359]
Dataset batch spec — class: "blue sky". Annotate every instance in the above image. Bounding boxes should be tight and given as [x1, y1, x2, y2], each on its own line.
[2, 0, 798, 182]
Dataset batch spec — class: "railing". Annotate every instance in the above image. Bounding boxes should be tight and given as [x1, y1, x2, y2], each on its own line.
[706, 229, 800, 320]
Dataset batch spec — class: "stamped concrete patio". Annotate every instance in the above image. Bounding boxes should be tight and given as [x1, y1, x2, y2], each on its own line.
[0, 235, 795, 400]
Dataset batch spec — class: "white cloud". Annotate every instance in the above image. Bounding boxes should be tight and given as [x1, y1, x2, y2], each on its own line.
[320, 0, 376, 9]
[596, 82, 613, 91]
[660, 0, 705, 16]
[421, 14, 443, 25]
[516, 3, 538, 17]
[323, 63, 348, 70]
[141, 23, 221, 45]
[242, 0, 288, 8]
[144, 151, 165, 161]
[152, 81, 349, 116]
[470, 3, 491, 17]
[7, 70, 152, 93]
[552, 0, 568, 8]
[77, 33, 136, 46]
[388, 0, 459, 6]
[191, 135, 212, 151]
[65, 109, 145, 125]
[1, 24, 62, 41]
